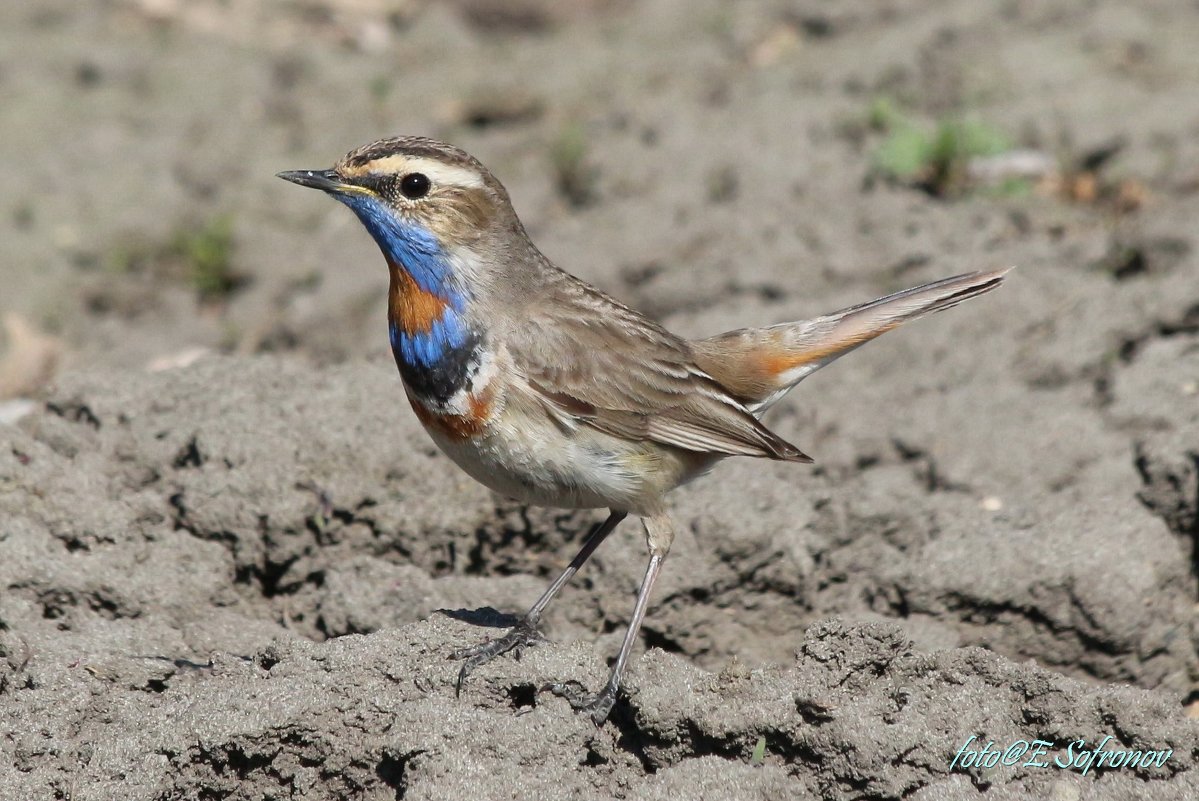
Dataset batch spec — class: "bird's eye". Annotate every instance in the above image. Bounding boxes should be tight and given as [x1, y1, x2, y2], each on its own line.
[399, 172, 431, 199]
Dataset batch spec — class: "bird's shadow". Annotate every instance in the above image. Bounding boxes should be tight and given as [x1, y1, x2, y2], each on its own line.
[436, 606, 521, 630]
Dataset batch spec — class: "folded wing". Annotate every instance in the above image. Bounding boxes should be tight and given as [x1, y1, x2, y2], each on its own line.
[507, 273, 811, 463]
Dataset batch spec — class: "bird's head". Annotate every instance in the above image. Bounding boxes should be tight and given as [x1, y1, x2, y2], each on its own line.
[278, 136, 518, 292]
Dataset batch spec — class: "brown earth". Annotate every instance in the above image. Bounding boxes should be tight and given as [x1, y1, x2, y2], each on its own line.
[1, 1, 1198, 799]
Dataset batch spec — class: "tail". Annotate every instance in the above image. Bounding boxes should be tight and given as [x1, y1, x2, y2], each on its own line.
[689, 267, 1012, 413]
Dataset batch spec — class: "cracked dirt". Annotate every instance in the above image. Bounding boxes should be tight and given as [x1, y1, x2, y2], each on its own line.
[2, 0, 1199, 798]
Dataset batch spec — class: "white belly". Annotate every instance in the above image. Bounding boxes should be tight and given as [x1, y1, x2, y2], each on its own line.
[426, 419, 657, 513]
[403, 352, 699, 516]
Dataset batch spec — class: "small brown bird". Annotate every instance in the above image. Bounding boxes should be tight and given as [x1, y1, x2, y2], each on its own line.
[279, 136, 1010, 724]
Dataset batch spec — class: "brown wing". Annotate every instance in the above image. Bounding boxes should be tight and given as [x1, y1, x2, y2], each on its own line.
[505, 273, 810, 463]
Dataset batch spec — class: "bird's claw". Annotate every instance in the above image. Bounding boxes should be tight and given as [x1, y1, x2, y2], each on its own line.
[546, 679, 618, 726]
[451, 619, 544, 696]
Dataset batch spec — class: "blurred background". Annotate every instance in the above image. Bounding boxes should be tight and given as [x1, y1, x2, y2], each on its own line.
[3, 0, 1196, 410]
[3, 4, 1199, 793]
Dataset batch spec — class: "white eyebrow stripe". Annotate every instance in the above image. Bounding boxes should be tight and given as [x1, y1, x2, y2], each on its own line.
[347, 154, 485, 189]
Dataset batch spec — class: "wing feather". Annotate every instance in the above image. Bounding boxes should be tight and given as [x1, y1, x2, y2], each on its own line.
[507, 273, 811, 463]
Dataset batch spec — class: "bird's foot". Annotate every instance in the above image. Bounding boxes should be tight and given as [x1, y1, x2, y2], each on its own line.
[451, 618, 544, 695]
[546, 679, 619, 726]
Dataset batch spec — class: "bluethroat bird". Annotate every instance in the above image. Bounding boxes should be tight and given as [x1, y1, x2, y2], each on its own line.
[279, 137, 1009, 725]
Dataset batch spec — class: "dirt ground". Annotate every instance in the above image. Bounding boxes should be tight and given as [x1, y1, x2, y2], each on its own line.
[2, 1, 1198, 798]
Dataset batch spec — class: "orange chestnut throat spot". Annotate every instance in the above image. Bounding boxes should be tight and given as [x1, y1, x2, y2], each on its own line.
[405, 384, 494, 440]
[388, 259, 453, 336]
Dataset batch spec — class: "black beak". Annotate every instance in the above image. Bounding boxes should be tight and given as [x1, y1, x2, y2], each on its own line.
[276, 169, 348, 193]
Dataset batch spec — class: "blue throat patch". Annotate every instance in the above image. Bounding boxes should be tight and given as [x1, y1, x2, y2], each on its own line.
[339, 194, 481, 403]
[391, 314, 469, 368]
[339, 193, 457, 296]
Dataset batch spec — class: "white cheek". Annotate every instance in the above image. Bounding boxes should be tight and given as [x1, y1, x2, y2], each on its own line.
[443, 247, 487, 292]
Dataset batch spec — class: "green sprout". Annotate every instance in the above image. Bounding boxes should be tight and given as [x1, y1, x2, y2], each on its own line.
[551, 122, 597, 208]
[369, 75, 392, 103]
[750, 736, 767, 766]
[170, 214, 243, 301]
[869, 100, 1013, 196]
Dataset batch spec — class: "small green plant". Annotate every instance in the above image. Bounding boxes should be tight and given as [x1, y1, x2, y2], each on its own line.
[551, 122, 597, 208]
[866, 96, 906, 133]
[869, 100, 1012, 196]
[170, 214, 243, 301]
[369, 75, 392, 103]
[750, 735, 767, 766]
[873, 122, 932, 181]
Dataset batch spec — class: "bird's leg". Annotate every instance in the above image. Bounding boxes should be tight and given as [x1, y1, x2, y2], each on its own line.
[452, 509, 627, 694]
[550, 512, 673, 726]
